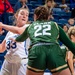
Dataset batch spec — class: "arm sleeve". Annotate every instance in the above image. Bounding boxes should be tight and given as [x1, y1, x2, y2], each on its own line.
[59, 26, 75, 55]
[15, 27, 28, 42]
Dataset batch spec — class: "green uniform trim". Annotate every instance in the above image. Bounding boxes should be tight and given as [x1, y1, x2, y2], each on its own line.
[27, 65, 44, 72]
[27, 64, 68, 73]
[50, 64, 67, 72]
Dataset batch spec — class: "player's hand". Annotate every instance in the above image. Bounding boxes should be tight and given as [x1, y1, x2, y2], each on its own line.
[0, 22, 3, 27]
[0, 40, 6, 53]
[0, 27, 2, 33]
[0, 22, 3, 32]
[0, 30, 4, 35]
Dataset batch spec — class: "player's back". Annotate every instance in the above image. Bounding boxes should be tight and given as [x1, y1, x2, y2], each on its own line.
[28, 21, 59, 44]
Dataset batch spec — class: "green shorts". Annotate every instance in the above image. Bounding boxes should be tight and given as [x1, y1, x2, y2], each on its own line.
[27, 44, 68, 73]
[60, 45, 67, 59]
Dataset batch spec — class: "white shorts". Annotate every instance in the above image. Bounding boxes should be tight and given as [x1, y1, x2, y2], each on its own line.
[18, 58, 28, 75]
[0, 58, 28, 75]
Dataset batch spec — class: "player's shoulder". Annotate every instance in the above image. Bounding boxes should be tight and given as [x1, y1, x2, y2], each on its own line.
[49, 21, 58, 26]
[49, 21, 57, 24]
[23, 24, 30, 28]
[6, 31, 13, 36]
[25, 24, 30, 27]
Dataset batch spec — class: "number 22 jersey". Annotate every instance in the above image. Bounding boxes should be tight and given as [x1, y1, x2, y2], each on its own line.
[28, 21, 59, 44]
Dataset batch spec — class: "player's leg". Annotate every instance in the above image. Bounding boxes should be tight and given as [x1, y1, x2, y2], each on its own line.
[52, 68, 71, 75]
[26, 45, 47, 75]
[18, 58, 28, 75]
[26, 69, 44, 75]
[0, 60, 11, 75]
[66, 51, 74, 75]
[47, 44, 71, 75]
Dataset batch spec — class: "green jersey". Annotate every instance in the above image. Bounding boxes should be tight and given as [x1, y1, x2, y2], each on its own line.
[16, 20, 75, 55]
[28, 21, 59, 44]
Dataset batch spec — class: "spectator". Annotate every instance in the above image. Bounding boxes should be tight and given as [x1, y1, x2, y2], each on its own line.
[0, 0, 14, 15]
[59, 0, 70, 12]
[59, 24, 68, 46]
[62, 24, 69, 33]
[14, 0, 28, 13]
[66, 18, 75, 28]
[0, 0, 14, 24]
[44, 0, 56, 20]
[67, 26, 75, 75]
[60, 26, 75, 75]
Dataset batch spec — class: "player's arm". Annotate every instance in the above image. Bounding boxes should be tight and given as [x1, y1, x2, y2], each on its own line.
[59, 26, 75, 55]
[0, 40, 6, 53]
[15, 27, 29, 42]
[0, 22, 27, 34]
[0, 32, 10, 53]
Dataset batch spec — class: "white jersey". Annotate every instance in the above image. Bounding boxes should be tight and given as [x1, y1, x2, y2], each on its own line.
[5, 31, 30, 58]
[0, 24, 30, 75]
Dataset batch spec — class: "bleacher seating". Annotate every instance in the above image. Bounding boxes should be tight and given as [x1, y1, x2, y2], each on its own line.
[8, 15, 14, 25]
[53, 8, 62, 14]
[8, 0, 18, 7]
[58, 18, 68, 27]
[29, 0, 44, 4]
[27, 4, 33, 12]
[52, 7, 71, 19]
[70, 0, 75, 9]
[53, 14, 61, 19]
[54, 0, 61, 3]
[29, 12, 34, 21]
[61, 12, 71, 20]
